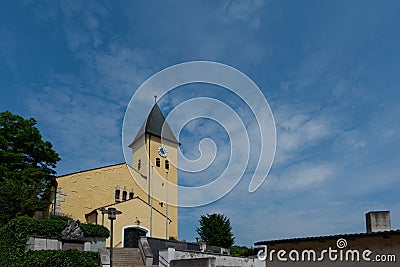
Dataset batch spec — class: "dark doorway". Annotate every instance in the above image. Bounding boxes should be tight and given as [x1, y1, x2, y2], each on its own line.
[123, 227, 147, 248]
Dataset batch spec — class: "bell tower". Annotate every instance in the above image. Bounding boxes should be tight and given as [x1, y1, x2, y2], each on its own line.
[129, 101, 179, 239]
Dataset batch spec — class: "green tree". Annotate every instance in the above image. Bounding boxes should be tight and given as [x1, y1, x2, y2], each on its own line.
[0, 111, 60, 227]
[230, 245, 260, 257]
[196, 213, 235, 248]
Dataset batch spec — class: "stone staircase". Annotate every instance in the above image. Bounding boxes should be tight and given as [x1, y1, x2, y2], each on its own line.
[110, 248, 145, 267]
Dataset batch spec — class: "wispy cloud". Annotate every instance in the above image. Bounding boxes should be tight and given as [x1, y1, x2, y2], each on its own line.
[25, 81, 123, 174]
[272, 103, 339, 166]
[3, 0, 400, 247]
[223, 0, 266, 28]
[271, 162, 335, 191]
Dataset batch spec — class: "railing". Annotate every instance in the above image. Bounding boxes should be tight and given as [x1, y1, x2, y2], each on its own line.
[139, 237, 154, 266]
[159, 254, 169, 267]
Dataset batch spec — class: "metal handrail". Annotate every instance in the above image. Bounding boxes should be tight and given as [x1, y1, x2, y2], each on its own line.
[159, 254, 169, 267]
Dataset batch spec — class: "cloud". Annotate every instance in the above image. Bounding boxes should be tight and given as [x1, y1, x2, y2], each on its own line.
[271, 162, 335, 191]
[17, 2, 159, 175]
[272, 104, 338, 165]
[370, 103, 400, 143]
[57, 1, 110, 50]
[223, 0, 266, 28]
[93, 47, 151, 100]
[5, 1, 400, 247]
[24, 78, 124, 175]
[336, 129, 367, 149]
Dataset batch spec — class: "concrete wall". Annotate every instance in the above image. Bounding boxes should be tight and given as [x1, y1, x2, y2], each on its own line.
[159, 248, 265, 267]
[366, 211, 391, 233]
[145, 236, 201, 265]
[27, 236, 61, 251]
[170, 258, 216, 267]
[26, 236, 104, 252]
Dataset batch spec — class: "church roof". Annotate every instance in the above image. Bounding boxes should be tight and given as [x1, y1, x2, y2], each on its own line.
[130, 103, 178, 146]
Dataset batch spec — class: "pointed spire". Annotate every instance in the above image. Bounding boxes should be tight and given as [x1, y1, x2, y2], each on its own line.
[129, 102, 179, 147]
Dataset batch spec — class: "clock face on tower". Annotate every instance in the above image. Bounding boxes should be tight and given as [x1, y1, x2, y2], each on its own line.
[157, 145, 168, 158]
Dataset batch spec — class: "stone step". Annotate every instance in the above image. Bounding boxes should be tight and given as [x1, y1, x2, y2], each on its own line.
[108, 248, 145, 267]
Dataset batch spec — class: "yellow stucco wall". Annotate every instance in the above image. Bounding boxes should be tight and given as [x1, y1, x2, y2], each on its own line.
[56, 164, 147, 217]
[131, 134, 178, 201]
[100, 197, 172, 247]
[56, 162, 178, 246]
[131, 133, 178, 229]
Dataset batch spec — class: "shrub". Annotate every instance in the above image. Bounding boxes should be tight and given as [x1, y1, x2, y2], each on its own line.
[81, 223, 110, 239]
[22, 250, 100, 267]
[47, 213, 74, 222]
[0, 216, 31, 265]
[0, 216, 109, 266]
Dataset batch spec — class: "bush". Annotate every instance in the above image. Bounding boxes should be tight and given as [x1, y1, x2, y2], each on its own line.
[0, 216, 109, 266]
[47, 213, 74, 222]
[0, 216, 110, 239]
[31, 218, 69, 237]
[81, 223, 110, 239]
[0, 216, 31, 265]
[22, 250, 100, 267]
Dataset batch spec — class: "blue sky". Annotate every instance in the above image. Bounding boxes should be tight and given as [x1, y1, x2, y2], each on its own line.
[1, 0, 400, 246]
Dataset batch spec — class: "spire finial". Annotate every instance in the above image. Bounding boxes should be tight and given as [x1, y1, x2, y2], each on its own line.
[154, 88, 157, 104]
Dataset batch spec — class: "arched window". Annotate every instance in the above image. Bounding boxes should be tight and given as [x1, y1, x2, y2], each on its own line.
[156, 158, 160, 167]
[138, 159, 141, 170]
[122, 191, 127, 201]
[129, 192, 134, 199]
[115, 189, 120, 201]
[165, 160, 169, 170]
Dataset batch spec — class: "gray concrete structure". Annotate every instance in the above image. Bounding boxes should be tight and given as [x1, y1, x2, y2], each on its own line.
[26, 235, 105, 252]
[159, 247, 264, 267]
[366, 211, 391, 233]
[170, 258, 216, 267]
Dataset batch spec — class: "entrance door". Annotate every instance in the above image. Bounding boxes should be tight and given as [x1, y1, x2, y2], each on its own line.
[123, 227, 147, 248]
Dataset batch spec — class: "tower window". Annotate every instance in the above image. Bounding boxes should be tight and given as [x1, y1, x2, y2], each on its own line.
[129, 192, 134, 199]
[138, 159, 141, 170]
[156, 158, 160, 167]
[122, 191, 127, 201]
[115, 190, 120, 201]
[165, 160, 169, 170]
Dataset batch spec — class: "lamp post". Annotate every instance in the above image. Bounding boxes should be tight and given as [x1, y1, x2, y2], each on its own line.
[105, 207, 122, 267]
[165, 171, 169, 239]
[150, 165, 154, 236]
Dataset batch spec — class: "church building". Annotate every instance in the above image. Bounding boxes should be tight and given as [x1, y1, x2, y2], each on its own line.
[51, 102, 179, 248]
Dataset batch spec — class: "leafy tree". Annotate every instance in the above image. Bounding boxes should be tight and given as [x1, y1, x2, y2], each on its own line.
[230, 245, 260, 257]
[196, 213, 235, 248]
[0, 111, 60, 227]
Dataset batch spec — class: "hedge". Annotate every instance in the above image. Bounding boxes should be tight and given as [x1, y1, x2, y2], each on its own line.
[0, 216, 109, 266]
[22, 250, 100, 267]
